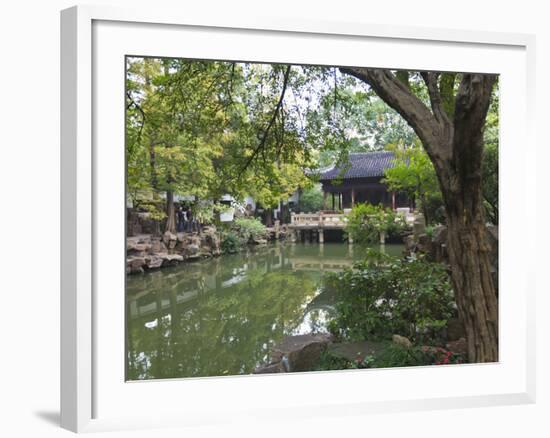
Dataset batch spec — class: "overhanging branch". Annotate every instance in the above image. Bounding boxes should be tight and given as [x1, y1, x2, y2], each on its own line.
[238, 65, 292, 178]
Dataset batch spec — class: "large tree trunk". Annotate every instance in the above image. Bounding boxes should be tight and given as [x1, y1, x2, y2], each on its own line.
[340, 67, 498, 363]
[264, 207, 273, 227]
[438, 156, 498, 362]
[165, 190, 177, 234]
[446, 209, 498, 361]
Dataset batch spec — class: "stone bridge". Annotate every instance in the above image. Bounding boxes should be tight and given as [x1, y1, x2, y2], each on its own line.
[288, 212, 351, 243]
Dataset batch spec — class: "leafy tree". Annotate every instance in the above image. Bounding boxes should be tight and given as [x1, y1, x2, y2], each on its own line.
[126, 59, 312, 233]
[298, 185, 324, 213]
[339, 68, 499, 363]
[345, 203, 406, 244]
[383, 143, 444, 225]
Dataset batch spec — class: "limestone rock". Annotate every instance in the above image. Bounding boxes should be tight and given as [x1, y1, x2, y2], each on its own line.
[270, 333, 334, 372]
[403, 234, 416, 254]
[446, 337, 468, 357]
[133, 243, 151, 253]
[200, 229, 221, 256]
[161, 253, 184, 262]
[150, 238, 164, 253]
[184, 244, 201, 259]
[328, 340, 386, 362]
[126, 226, 221, 270]
[392, 334, 412, 349]
[416, 234, 433, 258]
[145, 255, 163, 269]
[163, 231, 177, 245]
[127, 256, 146, 274]
[252, 361, 286, 374]
[412, 214, 426, 239]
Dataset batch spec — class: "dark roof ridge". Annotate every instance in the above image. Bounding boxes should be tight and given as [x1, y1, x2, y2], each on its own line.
[319, 150, 396, 181]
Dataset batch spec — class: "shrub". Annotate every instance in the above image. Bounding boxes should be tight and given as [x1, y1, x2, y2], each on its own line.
[344, 203, 407, 244]
[233, 217, 268, 243]
[362, 344, 464, 368]
[298, 185, 324, 213]
[314, 350, 357, 371]
[314, 343, 464, 372]
[325, 250, 456, 344]
[425, 225, 434, 238]
[221, 232, 240, 254]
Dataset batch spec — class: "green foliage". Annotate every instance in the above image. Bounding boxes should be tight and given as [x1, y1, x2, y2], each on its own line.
[482, 85, 499, 224]
[298, 185, 324, 213]
[232, 218, 268, 244]
[425, 225, 435, 239]
[219, 218, 268, 253]
[363, 344, 431, 368]
[314, 343, 464, 372]
[324, 250, 456, 344]
[221, 232, 240, 254]
[314, 350, 359, 371]
[362, 344, 464, 368]
[383, 143, 444, 225]
[344, 203, 406, 244]
[126, 58, 313, 232]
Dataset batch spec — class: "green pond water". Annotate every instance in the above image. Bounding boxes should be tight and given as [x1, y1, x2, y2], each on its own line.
[126, 242, 404, 380]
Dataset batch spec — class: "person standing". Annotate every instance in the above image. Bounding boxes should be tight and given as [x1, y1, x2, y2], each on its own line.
[186, 207, 194, 232]
[177, 207, 186, 232]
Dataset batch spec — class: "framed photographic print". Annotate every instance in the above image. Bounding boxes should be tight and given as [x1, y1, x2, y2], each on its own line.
[61, 4, 536, 433]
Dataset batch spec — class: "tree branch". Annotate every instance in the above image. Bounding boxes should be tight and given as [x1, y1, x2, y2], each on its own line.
[452, 74, 497, 165]
[339, 67, 451, 161]
[420, 71, 452, 128]
[126, 91, 146, 141]
[239, 65, 292, 177]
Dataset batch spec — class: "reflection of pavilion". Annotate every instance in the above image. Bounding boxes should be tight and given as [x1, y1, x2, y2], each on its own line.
[288, 255, 354, 273]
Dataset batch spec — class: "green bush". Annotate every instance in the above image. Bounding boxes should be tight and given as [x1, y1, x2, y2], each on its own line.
[221, 232, 240, 254]
[314, 350, 358, 371]
[425, 225, 434, 238]
[233, 217, 268, 243]
[325, 250, 456, 344]
[314, 343, 464, 372]
[362, 344, 430, 368]
[362, 344, 464, 368]
[344, 203, 407, 244]
[298, 185, 324, 213]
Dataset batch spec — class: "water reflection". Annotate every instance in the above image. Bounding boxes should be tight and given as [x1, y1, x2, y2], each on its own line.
[126, 242, 403, 380]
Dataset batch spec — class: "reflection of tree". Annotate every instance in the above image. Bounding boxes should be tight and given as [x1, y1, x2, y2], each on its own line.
[126, 249, 318, 379]
[126, 242, 403, 379]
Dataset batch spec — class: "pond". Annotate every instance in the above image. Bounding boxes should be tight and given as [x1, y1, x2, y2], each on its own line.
[126, 242, 404, 380]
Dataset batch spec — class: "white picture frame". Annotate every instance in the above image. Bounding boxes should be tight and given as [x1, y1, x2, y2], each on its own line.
[60, 4, 537, 433]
